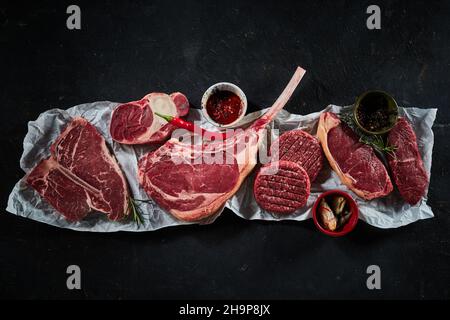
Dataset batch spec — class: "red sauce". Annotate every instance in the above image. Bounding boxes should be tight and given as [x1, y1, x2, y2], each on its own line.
[206, 90, 243, 125]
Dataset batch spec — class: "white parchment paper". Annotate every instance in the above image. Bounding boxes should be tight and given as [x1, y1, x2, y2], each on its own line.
[6, 102, 437, 232]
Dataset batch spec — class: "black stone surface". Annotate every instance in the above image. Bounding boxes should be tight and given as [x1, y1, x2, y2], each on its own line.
[0, 0, 449, 299]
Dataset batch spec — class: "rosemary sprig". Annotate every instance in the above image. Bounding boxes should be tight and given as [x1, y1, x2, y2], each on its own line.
[339, 109, 397, 157]
[340, 110, 365, 134]
[359, 135, 397, 157]
[339, 111, 356, 129]
[128, 198, 151, 227]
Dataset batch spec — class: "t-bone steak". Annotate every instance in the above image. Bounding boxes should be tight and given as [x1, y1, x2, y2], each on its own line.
[317, 112, 393, 200]
[27, 117, 129, 221]
[387, 117, 428, 205]
[270, 130, 323, 182]
[110, 92, 189, 145]
[254, 160, 310, 214]
[138, 67, 306, 222]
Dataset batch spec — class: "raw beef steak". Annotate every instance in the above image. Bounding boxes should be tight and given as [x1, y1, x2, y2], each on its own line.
[387, 117, 428, 205]
[110, 92, 189, 145]
[138, 67, 306, 221]
[254, 160, 310, 214]
[27, 117, 129, 221]
[270, 130, 323, 182]
[317, 112, 393, 200]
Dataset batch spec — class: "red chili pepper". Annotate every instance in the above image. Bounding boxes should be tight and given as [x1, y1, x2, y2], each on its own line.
[155, 113, 228, 140]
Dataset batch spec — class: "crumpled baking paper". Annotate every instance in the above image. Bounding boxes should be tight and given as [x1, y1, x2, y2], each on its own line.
[6, 102, 437, 232]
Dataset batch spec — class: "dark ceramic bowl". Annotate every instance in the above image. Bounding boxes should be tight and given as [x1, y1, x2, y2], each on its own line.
[353, 90, 399, 135]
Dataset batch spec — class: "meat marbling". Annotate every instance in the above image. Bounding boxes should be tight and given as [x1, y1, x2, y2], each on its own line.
[387, 117, 428, 205]
[27, 117, 129, 221]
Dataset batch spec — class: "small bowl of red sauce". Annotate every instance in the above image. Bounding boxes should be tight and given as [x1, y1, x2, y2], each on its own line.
[201, 82, 247, 128]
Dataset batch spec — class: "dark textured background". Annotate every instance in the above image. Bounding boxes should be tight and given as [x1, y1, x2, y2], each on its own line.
[1, 0, 449, 299]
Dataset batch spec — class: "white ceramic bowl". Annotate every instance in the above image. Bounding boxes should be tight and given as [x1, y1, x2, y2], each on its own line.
[201, 82, 248, 128]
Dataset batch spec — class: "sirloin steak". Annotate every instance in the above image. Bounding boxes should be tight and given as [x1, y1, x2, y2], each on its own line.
[138, 67, 306, 222]
[254, 160, 310, 214]
[27, 117, 129, 221]
[270, 130, 323, 182]
[317, 112, 393, 200]
[387, 117, 428, 205]
[110, 92, 189, 145]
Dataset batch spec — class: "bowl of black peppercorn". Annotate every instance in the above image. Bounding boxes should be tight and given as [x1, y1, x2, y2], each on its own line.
[353, 90, 399, 135]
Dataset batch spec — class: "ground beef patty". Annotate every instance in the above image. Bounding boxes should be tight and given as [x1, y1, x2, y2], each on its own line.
[270, 130, 323, 182]
[254, 160, 310, 214]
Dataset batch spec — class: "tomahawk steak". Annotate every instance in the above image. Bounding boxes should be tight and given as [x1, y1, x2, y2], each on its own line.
[110, 92, 189, 145]
[387, 117, 428, 205]
[27, 117, 129, 221]
[317, 112, 393, 200]
[138, 67, 306, 221]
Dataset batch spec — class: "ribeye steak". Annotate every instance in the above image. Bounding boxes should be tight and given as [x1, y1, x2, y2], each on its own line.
[27, 117, 129, 221]
[387, 117, 428, 205]
[138, 67, 306, 221]
[317, 112, 393, 200]
[110, 92, 189, 145]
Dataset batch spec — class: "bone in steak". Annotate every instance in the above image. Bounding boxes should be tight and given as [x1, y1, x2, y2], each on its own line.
[387, 117, 428, 205]
[110, 92, 189, 145]
[254, 160, 310, 214]
[270, 130, 323, 182]
[317, 112, 393, 200]
[138, 67, 306, 221]
[27, 117, 129, 221]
